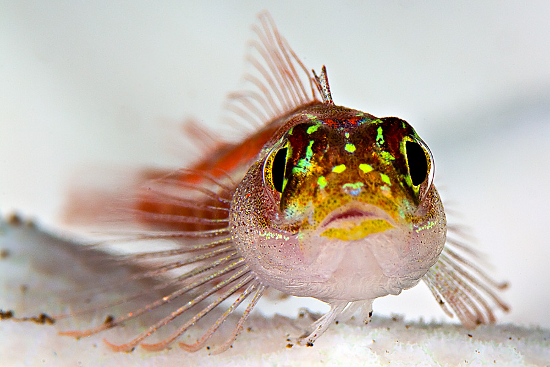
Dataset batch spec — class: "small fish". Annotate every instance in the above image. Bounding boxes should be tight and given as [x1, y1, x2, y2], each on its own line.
[5, 12, 508, 354]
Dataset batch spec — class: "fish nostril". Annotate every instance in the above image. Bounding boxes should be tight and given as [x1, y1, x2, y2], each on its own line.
[341, 182, 364, 196]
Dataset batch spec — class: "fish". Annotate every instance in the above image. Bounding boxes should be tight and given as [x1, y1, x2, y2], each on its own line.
[3, 11, 509, 354]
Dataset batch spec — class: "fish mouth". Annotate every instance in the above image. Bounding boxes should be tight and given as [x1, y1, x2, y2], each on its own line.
[318, 202, 395, 241]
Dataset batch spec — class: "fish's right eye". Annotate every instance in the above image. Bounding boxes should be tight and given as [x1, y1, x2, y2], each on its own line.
[271, 147, 288, 193]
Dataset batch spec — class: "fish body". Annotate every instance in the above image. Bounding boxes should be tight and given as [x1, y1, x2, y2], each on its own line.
[4, 12, 508, 354]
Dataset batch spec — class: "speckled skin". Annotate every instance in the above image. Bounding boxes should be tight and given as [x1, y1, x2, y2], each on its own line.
[230, 104, 446, 303]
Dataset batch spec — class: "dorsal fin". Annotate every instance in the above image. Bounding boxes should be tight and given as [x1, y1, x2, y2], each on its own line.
[224, 12, 322, 131]
[312, 65, 334, 105]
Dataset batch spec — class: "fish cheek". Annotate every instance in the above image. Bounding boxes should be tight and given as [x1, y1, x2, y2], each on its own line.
[384, 186, 446, 280]
[230, 164, 310, 288]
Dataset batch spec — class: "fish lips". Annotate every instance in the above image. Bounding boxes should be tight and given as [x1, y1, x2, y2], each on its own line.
[315, 201, 397, 241]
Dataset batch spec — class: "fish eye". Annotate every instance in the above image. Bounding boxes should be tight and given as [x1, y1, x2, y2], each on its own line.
[405, 140, 429, 186]
[272, 147, 288, 193]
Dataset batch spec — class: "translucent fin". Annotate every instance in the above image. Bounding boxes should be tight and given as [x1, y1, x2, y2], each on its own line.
[312, 66, 334, 105]
[178, 281, 260, 352]
[101, 264, 250, 352]
[180, 118, 223, 155]
[292, 300, 372, 348]
[335, 300, 373, 325]
[60, 258, 246, 339]
[224, 11, 321, 133]
[423, 229, 509, 328]
[296, 301, 349, 347]
[210, 283, 266, 355]
[52, 245, 236, 321]
[62, 166, 234, 233]
[140, 274, 256, 351]
[5, 206, 265, 353]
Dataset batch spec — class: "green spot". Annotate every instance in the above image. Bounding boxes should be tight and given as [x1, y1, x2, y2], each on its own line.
[376, 126, 385, 145]
[307, 125, 319, 134]
[293, 159, 310, 175]
[415, 220, 437, 233]
[345, 143, 356, 153]
[380, 173, 392, 185]
[332, 164, 347, 173]
[345, 132, 350, 138]
[305, 113, 320, 123]
[379, 150, 395, 162]
[359, 164, 373, 174]
[317, 176, 328, 189]
[292, 141, 315, 175]
[306, 140, 314, 160]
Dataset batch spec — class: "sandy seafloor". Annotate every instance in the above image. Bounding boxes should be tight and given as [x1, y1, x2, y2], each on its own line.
[1, 1, 550, 366]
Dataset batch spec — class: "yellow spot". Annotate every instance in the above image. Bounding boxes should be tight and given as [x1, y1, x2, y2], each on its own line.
[321, 219, 393, 241]
[317, 176, 328, 189]
[359, 164, 373, 174]
[332, 164, 346, 173]
[345, 143, 356, 153]
[380, 173, 391, 185]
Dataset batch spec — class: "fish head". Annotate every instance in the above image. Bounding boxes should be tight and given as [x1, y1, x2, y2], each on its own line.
[232, 104, 446, 301]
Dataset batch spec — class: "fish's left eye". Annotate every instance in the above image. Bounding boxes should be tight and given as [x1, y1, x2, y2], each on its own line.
[263, 142, 291, 200]
[405, 140, 429, 186]
[404, 138, 434, 201]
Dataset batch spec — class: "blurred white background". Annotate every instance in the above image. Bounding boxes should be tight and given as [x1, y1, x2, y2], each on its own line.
[1, 0, 549, 339]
